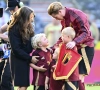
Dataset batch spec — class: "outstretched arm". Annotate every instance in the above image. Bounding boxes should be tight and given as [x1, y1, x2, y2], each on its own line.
[30, 63, 47, 72]
[0, 33, 9, 42]
[0, 24, 8, 33]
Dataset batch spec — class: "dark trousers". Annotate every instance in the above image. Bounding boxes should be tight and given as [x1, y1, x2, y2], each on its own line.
[78, 46, 94, 75]
[0, 59, 14, 90]
[65, 81, 79, 90]
[0, 60, 5, 82]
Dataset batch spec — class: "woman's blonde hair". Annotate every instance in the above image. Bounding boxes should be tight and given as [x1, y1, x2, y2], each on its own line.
[62, 27, 76, 39]
[31, 33, 46, 49]
[47, 2, 63, 15]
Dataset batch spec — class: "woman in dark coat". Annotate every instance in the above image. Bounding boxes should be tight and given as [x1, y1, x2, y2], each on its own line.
[7, 6, 38, 90]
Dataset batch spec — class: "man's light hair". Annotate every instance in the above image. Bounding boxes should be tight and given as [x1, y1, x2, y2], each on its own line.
[62, 27, 76, 39]
[47, 2, 63, 15]
[31, 33, 46, 49]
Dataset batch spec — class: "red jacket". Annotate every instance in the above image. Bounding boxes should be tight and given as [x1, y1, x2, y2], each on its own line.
[56, 7, 94, 49]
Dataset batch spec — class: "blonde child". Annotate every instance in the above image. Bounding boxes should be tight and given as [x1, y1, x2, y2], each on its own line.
[30, 33, 52, 90]
[45, 27, 80, 90]
[60, 27, 80, 90]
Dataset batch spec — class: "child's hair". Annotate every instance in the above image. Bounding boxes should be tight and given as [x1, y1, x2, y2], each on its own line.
[47, 2, 63, 15]
[62, 27, 76, 39]
[31, 33, 46, 49]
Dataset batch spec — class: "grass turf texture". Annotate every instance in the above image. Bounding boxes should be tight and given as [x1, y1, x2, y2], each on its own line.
[14, 84, 100, 90]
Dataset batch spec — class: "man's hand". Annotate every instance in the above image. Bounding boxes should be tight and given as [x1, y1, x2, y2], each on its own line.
[66, 41, 76, 49]
[31, 56, 39, 64]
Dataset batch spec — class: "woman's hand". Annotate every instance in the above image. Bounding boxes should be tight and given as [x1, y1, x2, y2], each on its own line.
[31, 56, 39, 64]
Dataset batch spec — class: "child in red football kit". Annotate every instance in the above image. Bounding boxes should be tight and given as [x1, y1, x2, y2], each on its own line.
[45, 27, 81, 90]
[45, 48, 64, 90]
[30, 33, 52, 90]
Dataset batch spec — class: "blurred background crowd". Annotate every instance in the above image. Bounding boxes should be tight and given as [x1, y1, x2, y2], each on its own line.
[0, 0, 100, 47]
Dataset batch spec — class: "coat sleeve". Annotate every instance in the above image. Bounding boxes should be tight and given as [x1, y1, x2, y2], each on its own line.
[8, 27, 32, 62]
[73, 16, 89, 45]
[69, 10, 90, 45]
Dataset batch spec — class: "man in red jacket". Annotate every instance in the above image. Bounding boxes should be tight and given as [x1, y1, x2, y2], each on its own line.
[47, 2, 94, 90]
